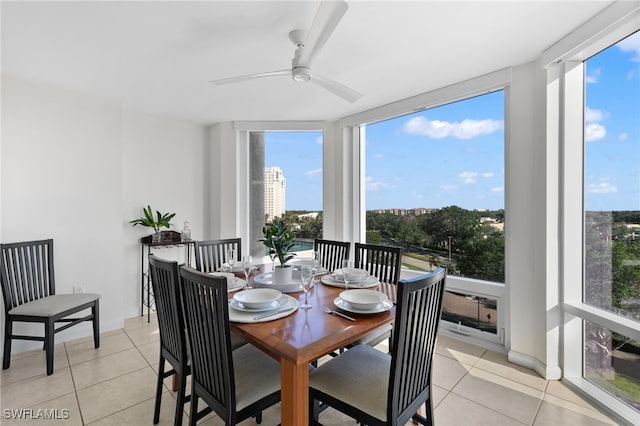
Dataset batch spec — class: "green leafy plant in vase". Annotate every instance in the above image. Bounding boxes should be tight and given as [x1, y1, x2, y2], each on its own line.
[259, 221, 297, 283]
[130, 205, 176, 243]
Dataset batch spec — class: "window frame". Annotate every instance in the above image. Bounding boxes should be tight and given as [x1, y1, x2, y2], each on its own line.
[343, 69, 511, 350]
[554, 6, 640, 423]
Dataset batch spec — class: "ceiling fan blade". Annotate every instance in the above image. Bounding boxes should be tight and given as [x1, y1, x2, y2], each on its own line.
[209, 69, 290, 85]
[311, 73, 362, 103]
[297, 0, 348, 68]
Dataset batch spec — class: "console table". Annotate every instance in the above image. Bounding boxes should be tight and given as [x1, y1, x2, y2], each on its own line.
[140, 231, 194, 322]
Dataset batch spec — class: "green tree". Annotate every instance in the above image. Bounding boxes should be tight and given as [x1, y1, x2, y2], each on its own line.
[457, 233, 505, 282]
[419, 206, 482, 253]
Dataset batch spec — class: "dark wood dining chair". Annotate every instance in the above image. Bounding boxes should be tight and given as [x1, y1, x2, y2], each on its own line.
[314, 239, 351, 272]
[309, 267, 447, 426]
[178, 266, 281, 425]
[148, 254, 190, 426]
[194, 238, 246, 351]
[354, 242, 403, 285]
[352, 242, 403, 348]
[194, 238, 241, 273]
[0, 239, 100, 376]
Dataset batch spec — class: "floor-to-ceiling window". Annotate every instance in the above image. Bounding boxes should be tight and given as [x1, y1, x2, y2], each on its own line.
[582, 29, 640, 417]
[248, 130, 323, 256]
[561, 23, 640, 424]
[361, 89, 506, 348]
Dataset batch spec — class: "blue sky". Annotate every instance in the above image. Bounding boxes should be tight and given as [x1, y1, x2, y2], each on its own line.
[266, 31, 639, 212]
[584, 30, 640, 211]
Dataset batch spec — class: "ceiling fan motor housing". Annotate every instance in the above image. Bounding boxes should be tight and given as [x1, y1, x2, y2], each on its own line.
[292, 66, 311, 82]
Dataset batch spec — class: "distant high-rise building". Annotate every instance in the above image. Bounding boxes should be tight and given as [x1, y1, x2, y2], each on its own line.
[265, 166, 286, 221]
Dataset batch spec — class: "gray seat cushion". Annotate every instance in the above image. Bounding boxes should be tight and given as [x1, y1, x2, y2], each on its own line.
[233, 343, 281, 411]
[310, 344, 390, 422]
[9, 293, 100, 317]
[352, 323, 392, 347]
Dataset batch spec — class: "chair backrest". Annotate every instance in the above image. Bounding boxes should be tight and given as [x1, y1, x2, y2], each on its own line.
[194, 238, 242, 273]
[354, 242, 403, 284]
[178, 265, 235, 420]
[314, 239, 350, 272]
[388, 267, 447, 425]
[148, 254, 187, 368]
[1, 239, 55, 312]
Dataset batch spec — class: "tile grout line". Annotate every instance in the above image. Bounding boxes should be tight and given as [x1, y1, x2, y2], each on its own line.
[64, 341, 87, 426]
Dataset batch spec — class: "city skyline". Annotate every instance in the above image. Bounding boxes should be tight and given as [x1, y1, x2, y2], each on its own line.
[265, 31, 639, 213]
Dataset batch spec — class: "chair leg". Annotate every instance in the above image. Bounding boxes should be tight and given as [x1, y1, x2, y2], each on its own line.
[174, 370, 187, 426]
[255, 411, 263, 424]
[3, 318, 12, 370]
[92, 302, 100, 348]
[153, 355, 165, 424]
[45, 319, 55, 375]
[188, 389, 198, 426]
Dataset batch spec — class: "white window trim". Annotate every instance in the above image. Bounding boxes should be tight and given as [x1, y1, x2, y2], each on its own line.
[344, 70, 510, 350]
[554, 4, 640, 423]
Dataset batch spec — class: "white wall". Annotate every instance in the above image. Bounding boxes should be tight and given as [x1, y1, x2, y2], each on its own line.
[121, 110, 206, 319]
[1, 77, 206, 353]
[506, 61, 551, 374]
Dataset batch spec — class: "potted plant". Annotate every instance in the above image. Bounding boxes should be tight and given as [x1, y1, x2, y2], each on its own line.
[259, 221, 296, 283]
[130, 205, 176, 243]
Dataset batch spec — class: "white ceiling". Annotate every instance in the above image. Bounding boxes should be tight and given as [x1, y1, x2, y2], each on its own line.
[1, 1, 613, 126]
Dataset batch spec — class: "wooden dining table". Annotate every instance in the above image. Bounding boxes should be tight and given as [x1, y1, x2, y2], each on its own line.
[230, 274, 396, 426]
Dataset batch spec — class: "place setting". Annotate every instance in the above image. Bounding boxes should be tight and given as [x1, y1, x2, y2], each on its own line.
[320, 267, 380, 288]
[228, 288, 298, 323]
[333, 289, 393, 314]
[206, 271, 246, 292]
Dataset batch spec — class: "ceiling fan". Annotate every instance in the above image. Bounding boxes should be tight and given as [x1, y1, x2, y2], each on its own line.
[209, 0, 362, 103]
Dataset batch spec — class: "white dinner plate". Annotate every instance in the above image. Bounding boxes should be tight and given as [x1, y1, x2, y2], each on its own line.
[333, 296, 393, 314]
[320, 274, 380, 289]
[332, 268, 369, 283]
[289, 259, 328, 275]
[253, 272, 310, 293]
[218, 264, 244, 273]
[339, 289, 387, 310]
[228, 295, 298, 323]
[230, 294, 289, 312]
[227, 278, 246, 292]
[207, 272, 246, 292]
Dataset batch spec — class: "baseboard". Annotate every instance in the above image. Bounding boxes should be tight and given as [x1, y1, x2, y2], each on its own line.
[508, 349, 562, 380]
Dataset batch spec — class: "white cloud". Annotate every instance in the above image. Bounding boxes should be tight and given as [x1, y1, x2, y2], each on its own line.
[458, 171, 478, 184]
[584, 107, 607, 142]
[481, 172, 494, 178]
[366, 176, 394, 191]
[400, 116, 503, 140]
[585, 107, 604, 122]
[617, 31, 640, 62]
[586, 182, 618, 194]
[491, 186, 504, 193]
[315, 136, 323, 145]
[306, 168, 321, 177]
[410, 191, 424, 199]
[440, 184, 456, 191]
[618, 133, 628, 141]
[586, 68, 601, 84]
[373, 153, 384, 159]
[585, 123, 606, 142]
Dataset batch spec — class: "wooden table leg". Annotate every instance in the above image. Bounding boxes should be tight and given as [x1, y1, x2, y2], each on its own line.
[280, 359, 309, 426]
[172, 372, 179, 392]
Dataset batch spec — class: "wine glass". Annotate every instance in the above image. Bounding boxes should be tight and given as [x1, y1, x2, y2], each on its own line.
[242, 255, 253, 289]
[312, 250, 321, 275]
[269, 249, 277, 272]
[341, 259, 352, 290]
[226, 248, 236, 272]
[299, 265, 313, 309]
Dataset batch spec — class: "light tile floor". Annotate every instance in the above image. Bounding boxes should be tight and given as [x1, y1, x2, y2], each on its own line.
[0, 314, 625, 425]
